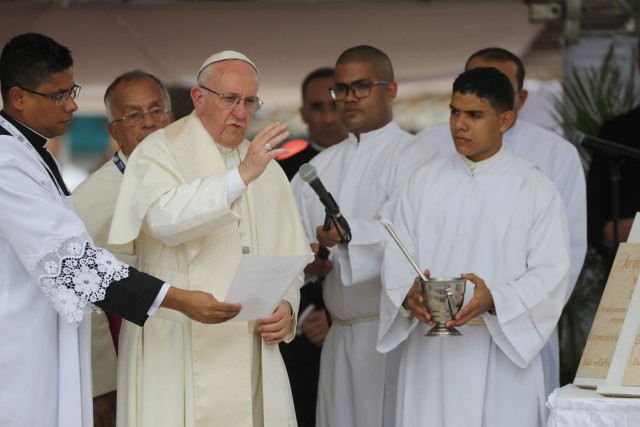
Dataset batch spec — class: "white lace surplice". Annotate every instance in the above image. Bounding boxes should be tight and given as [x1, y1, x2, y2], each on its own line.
[23, 232, 129, 323]
[0, 134, 127, 427]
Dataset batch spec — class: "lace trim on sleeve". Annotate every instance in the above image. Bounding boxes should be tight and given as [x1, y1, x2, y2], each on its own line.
[22, 232, 130, 323]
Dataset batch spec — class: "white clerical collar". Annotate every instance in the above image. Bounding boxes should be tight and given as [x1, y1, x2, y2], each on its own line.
[309, 140, 328, 152]
[347, 120, 398, 145]
[462, 144, 505, 172]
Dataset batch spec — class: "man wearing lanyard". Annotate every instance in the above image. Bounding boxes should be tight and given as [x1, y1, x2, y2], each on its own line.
[73, 70, 174, 427]
[0, 33, 240, 427]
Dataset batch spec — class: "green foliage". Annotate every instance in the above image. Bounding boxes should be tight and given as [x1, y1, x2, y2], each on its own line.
[556, 41, 640, 386]
[554, 44, 639, 143]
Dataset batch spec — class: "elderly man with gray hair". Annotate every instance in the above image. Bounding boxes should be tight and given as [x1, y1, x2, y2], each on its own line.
[74, 70, 174, 427]
[108, 51, 311, 427]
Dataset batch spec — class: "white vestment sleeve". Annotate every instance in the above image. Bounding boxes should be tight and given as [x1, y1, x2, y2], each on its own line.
[227, 167, 248, 204]
[281, 273, 303, 343]
[146, 172, 241, 246]
[0, 149, 129, 324]
[377, 180, 423, 353]
[342, 218, 386, 285]
[345, 139, 438, 287]
[547, 143, 586, 301]
[147, 282, 171, 315]
[487, 182, 570, 368]
[109, 138, 240, 247]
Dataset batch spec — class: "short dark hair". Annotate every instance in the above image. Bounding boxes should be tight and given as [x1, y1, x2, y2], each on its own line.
[0, 33, 73, 103]
[465, 47, 525, 90]
[301, 67, 334, 101]
[104, 70, 172, 120]
[452, 67, 514, 113]
[336, 45, 394, 81]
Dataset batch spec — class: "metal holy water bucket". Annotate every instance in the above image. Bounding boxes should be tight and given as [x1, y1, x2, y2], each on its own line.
[420, 277, 466, 336]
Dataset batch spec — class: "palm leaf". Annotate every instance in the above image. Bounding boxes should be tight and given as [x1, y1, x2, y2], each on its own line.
[553, 43, 639, 164]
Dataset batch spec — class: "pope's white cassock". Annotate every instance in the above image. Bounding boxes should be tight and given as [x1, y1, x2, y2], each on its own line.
[378, 148, 570, 427]
[290, 121, 437, 427]
[418, 119, 586, 397]
[74, 150, 134, 398]
[0, 113, 163, 427]
[108, 111, 312, 427]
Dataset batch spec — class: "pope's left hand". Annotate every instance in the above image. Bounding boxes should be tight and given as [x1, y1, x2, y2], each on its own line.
[259, 300, 293, 345]
[445, 272, 494, 328]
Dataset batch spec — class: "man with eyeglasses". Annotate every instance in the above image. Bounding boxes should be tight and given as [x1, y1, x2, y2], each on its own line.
[417, 47, 586, 402]
[107, 50, 311, 427]
[290, 45, 437, 427]
[73, 70, 174, 427]
[0, 33, 242, 427]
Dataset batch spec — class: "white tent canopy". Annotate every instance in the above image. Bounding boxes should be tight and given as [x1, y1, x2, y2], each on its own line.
[0, 0, 543, 114]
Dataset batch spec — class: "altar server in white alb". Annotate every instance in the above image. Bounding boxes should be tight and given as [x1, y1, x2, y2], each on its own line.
[291, 45, 437, 427]
[73, 70, 174, 427]
[418, 48, 586, 397]
[0, 33, 240, 427]
[379, 67, 570, 427]
[108, 51, 312, 427]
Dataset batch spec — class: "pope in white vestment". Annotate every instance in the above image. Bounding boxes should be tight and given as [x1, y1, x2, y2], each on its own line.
[419, 119, 586, 397]
[108, 110, 312, 427]
[291, 121, 436, 427]
[378, 148, 570, 427]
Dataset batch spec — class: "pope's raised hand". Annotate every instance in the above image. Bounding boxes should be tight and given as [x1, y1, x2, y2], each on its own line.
[239, 122, 289, 185]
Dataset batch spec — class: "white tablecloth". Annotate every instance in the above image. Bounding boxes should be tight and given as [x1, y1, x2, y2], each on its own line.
[546, 384, 640, 427]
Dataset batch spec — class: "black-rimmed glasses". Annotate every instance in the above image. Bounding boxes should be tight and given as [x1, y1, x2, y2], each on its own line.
[329, 80, 390, 101]
[110, 107, 172, 127]
[199, 85, 263, 112]
[19, 84, 81, 105]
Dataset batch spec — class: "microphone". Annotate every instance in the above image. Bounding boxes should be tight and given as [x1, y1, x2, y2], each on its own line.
[570, 131, 640, 160]
[299, 163, 352, 247]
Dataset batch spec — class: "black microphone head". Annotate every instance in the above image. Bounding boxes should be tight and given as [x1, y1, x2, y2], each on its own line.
[569, 130, 585, 146]
[299, 163, 318, 183]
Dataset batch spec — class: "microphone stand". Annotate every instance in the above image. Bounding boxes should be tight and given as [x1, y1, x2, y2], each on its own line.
[609, 159, 621, 254]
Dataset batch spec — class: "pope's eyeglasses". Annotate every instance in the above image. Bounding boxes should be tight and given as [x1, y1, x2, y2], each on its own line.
[199, 85, 263, 112]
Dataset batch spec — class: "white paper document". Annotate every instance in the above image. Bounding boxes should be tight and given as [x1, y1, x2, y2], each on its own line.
[224, 255, 309, 321]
